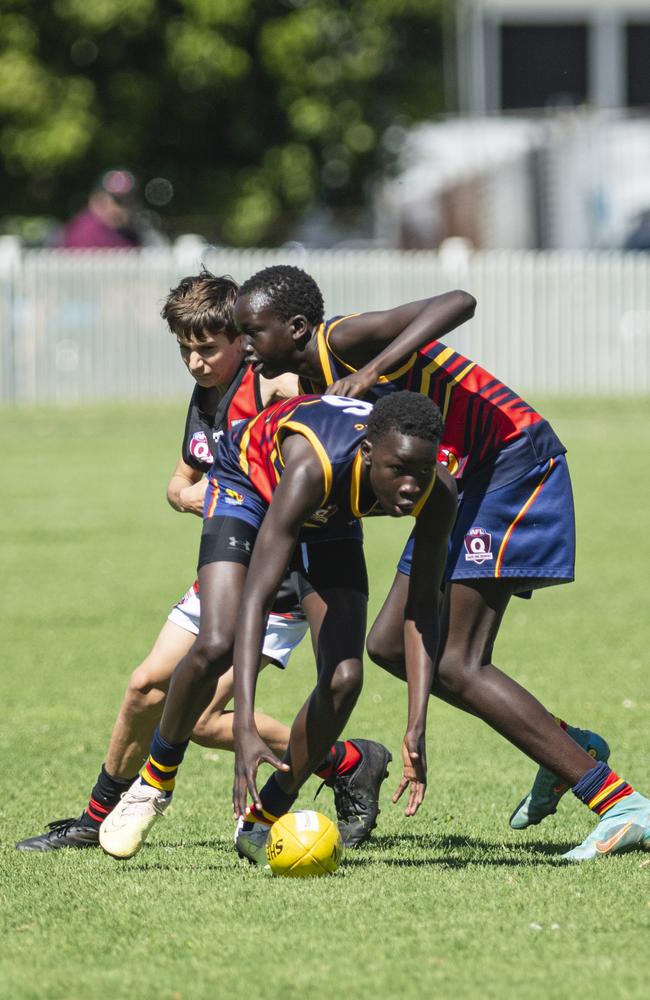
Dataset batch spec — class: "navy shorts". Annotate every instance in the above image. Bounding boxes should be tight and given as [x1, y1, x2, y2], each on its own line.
[397, 454, 575, 596]
[203, 473, 268, 532]
[202, 471, 363, 542]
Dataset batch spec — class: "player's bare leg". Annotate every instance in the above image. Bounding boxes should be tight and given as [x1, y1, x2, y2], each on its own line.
[192, 674, 289, 756]
[15, 605, 291, 851]
[235, 588, 391, 864]
[160, 562, 249, 744]
[235, 585, 368, 864]
[99, 559, 249, 858]
[367, 573, 606, 810]
[278, 586, 367, 789]
[435, 579, 599, 782]
[15, 620, 195, 853]
[367, 572, 479, 718]
[105, 626, 288, 777]
[104, 620, 193, 779]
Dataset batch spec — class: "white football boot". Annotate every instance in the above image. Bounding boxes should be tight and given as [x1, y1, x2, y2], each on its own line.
[99, 780, 171, 859]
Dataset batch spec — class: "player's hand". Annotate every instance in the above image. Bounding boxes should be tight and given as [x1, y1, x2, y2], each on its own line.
[392, 732, 427, 816]
[178, 479, 208, 516]
[233, 728, 290, 819]
[324, 367, 378, 399]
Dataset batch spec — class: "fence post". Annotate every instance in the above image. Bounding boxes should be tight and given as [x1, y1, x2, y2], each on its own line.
[0, 236, 21, 404]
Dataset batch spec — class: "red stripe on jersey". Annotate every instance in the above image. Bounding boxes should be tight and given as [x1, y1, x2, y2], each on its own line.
[240, 398, 301, 503]
[227, 367, 260, 426]
[433, 363, 542, 473]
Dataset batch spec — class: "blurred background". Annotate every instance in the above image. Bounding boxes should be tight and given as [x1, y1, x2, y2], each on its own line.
[1, 0, 649, 403]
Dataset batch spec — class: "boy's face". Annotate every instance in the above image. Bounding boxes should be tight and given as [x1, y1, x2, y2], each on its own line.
[177, 329, 243, 388]
[362, 430, 437, 517]
[233, 293, 303, 379]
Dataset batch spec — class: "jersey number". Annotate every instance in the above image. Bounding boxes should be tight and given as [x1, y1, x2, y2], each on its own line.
[321, 396, 373, 417]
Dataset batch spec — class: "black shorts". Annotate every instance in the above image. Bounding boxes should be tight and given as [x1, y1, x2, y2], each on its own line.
[293, 538, 368, 599]
[197, 515, 258, 570]
[197, 518, 367, 607]
[197, 515, 315, 614]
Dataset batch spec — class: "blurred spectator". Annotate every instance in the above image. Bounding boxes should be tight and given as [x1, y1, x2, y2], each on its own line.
[59, 169, 142, 249]
[623, 209, 650, 251]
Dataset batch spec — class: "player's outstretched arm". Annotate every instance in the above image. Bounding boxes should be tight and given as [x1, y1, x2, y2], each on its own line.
[325, 290, 476, 398]
[166, 456, 206, 515]
[393, 468, 458, 816]
[232, 435, 326, 818]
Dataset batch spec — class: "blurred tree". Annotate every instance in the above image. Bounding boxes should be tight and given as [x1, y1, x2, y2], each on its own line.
[0, 0, 445, 245]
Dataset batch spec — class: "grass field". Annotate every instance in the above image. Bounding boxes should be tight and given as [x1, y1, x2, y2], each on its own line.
[1, 398, 649, 1000]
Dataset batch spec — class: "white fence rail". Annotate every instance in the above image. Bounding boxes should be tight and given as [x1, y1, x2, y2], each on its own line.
[1, 245, 649, 404]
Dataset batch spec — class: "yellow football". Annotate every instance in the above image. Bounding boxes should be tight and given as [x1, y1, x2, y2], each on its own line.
[266, 810, 343, 877]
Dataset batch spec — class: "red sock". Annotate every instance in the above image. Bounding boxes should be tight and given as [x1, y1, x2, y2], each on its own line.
[314, 740, 362, 781]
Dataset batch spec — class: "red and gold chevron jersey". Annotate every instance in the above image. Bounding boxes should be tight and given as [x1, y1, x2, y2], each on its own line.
[217, 394, 435, 526]
[182, 364, 264, 472]
[298, 317, 565, 491]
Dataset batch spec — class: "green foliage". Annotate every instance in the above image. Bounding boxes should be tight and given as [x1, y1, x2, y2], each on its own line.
[0, 0, 445, 244]
[1, 398, 650, 998]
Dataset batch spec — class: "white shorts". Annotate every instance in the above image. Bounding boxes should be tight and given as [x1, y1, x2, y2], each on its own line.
[167, 581, 308, 670]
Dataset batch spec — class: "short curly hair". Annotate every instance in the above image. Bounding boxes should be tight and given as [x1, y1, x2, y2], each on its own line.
[162, 268, 239, 341]
[367, 391, 443, 445]
[238, 265, 324, 325]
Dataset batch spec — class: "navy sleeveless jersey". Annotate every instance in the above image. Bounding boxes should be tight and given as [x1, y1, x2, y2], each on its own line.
[214, 394, 435, 528]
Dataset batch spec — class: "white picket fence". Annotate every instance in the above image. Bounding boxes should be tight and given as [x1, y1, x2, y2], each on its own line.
[1, 244, 649, 404]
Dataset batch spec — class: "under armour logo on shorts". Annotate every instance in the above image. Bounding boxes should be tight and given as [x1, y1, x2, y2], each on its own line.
[228, 536, 251, 553]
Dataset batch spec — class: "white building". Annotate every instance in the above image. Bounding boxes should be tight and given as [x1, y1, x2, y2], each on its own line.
[456, 0, 650, 113]
[374, 2, 650, 251]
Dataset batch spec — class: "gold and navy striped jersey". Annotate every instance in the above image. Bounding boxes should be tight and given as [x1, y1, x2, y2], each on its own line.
[298, 317, 565, 490]
[217, 394, 435, 528]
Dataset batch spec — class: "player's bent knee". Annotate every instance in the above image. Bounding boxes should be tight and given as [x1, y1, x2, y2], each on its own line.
[365, 635, 405, 675]
[186, 634, 233, 683]
[435, 648, 479, 695]
[327, 659, 363, 704]
[125, 668, 167, 713]
[190, 715, 216, 744]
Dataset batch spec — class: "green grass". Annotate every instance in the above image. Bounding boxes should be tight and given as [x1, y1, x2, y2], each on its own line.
[1, 398, 649, 1000]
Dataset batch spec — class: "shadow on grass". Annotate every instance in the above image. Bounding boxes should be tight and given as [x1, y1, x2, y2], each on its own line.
[340, 831, 574, 868]
[117, 831, 574, 871]
[371, 832, 573, 853]
[121, 860, 237, 874]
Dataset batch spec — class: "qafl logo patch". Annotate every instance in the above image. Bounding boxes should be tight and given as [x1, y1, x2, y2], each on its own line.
[189, 431, 214, 465]
[463, 527, 493, 564]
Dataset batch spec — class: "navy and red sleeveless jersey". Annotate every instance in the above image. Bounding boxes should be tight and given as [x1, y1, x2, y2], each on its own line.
[217, 394, 435, 527]
[298, 317, 565, 492]
[182, 365, 263, 472]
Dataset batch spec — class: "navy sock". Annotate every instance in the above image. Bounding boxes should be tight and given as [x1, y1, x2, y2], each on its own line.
[242, 774, 297, 830]
[571, 761, 610, 803]
[572, 761, 634, 816]
[141, 728, 189, 792]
